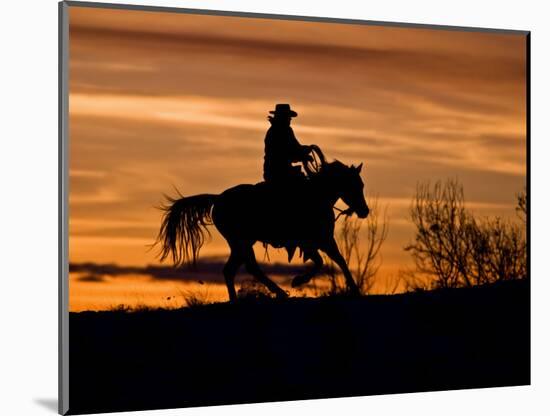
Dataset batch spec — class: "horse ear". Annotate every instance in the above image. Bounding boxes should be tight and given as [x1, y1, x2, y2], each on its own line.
[357, 163, 363, 172]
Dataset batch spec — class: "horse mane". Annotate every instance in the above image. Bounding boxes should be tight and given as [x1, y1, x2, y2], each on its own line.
[318, 159, 348, 176]
[306, 160, 348, 192]
[326, 159, 346, 169]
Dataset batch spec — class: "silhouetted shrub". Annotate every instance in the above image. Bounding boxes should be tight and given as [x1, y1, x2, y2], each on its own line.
[516, 188, 527, 225]
[237, 278, 273, 300]
[468, 217, 527, 283]
[404, 180, 527, 290]
[178, 287, 211, 308]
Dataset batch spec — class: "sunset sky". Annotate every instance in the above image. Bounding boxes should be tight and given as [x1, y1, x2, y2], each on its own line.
[68, 5, 527, 311]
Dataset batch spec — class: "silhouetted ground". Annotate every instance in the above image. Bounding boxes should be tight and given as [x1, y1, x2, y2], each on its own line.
[67, 279, 529, 415]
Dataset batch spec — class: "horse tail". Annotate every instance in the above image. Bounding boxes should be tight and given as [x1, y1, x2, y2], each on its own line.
[156, 193, 218, 266]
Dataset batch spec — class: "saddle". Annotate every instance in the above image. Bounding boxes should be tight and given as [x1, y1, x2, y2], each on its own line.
[255, 176, 314, 263]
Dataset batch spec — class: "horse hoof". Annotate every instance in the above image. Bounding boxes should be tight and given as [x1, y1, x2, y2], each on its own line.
[291, 275, 310, 288]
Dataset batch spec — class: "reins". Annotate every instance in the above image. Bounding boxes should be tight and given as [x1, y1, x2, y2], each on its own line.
[304, 145, 353, 221]
[334, 207, 354, 221]
[304, 146, 355, 222]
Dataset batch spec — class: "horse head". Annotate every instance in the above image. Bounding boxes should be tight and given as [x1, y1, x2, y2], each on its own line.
[320, 160, 369, 218]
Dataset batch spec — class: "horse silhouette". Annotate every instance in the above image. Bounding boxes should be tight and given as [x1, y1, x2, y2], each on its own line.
[156, 147, 369, 302]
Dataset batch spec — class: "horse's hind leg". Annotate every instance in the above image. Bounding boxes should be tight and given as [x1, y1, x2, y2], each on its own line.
[243, 247, 288, 298]
[223, 251, 242, 302]
[291, 250, 323, 288]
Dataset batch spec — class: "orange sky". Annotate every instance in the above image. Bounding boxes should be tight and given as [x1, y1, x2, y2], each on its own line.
[67, 5, 527, 310]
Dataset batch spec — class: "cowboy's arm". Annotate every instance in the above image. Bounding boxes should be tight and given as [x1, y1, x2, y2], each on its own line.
[287, 128, 311, 162]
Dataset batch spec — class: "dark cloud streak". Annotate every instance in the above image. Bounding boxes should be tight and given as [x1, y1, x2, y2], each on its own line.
[69, 258, 323, 284]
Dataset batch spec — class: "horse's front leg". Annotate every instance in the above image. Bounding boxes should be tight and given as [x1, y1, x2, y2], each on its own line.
[321, 238, 360, 295]
[291, 250, 323, 288]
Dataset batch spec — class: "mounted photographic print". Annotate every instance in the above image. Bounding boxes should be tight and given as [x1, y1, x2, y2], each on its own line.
[58, 1, 530, 414]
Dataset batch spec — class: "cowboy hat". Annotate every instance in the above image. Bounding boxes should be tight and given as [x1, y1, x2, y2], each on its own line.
[269, 103, 298, 117]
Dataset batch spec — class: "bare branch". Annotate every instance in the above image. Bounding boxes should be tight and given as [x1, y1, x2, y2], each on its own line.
[403, 180, 527, 290]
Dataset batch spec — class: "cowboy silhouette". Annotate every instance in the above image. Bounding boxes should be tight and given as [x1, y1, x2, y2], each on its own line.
[263, 104, 312, 183]
[157, 103, 370, 301]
